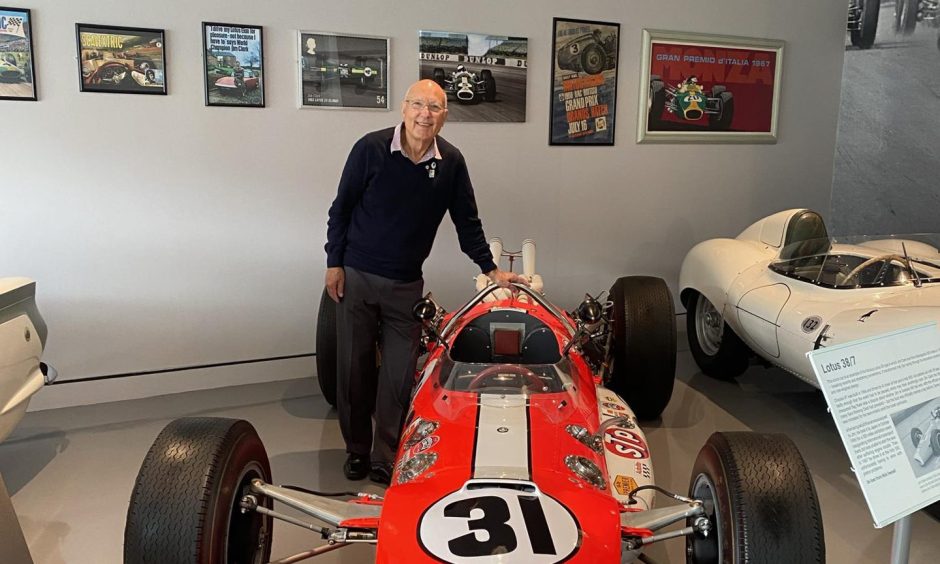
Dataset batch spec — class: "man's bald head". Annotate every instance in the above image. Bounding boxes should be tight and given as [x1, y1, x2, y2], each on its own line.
[400, 79, 448, 151]
[403, 79, 447, 108]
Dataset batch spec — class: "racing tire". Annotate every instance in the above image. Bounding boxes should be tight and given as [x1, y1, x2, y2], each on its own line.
[580, 43, 606, 75]
[711, 85, 726, 97]
[124, 417, 273, 564]
[687, 432, 825, 564]
[481, 69, 497, 102]
[686, 292, 749, 380]
[912, 427, 923, 447]
[708, 92, 734, 130]
[931, 429, 940, 456]
[895, 0, 918, 35]
[648, 77, 666, 129]
[607, 276, 676, 420]
[432, 67, 445, 89]
[316, 287, 338, 407]
[852, 0, 881, 49]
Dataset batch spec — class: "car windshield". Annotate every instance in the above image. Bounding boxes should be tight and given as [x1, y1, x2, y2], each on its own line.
[770, 234, 940, 289]
[437, 358, 573, 396]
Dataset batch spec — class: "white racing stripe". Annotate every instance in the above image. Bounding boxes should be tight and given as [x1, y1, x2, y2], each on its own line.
[473, 395, 530, 480]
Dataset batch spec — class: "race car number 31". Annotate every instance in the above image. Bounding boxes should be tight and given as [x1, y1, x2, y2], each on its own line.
[418, 487, 580, 563]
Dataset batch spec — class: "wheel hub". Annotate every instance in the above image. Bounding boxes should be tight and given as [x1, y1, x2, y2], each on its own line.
[695, 297, 724, 356]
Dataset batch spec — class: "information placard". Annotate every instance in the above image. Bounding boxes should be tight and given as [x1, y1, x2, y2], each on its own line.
[808, 323, 940, 527]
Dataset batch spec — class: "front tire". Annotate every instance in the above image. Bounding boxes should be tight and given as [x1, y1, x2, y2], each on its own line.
[686, 292, 749, 379]
[708, 91, 734, 130]
[124, 417, 273, 564]
[607, 276, 676, 420]
[316, 287, 338, 407]
[580, 43, 606, 75]
[432, 68, 445, 88]
[687, 432, 825, 564]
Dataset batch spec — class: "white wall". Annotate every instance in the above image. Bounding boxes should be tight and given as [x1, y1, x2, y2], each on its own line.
[3, 0, 849, 409]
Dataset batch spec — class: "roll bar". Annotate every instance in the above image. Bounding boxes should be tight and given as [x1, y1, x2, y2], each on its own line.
[439, 283, 576, 339]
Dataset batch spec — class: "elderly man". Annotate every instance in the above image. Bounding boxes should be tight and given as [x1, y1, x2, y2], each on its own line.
[324, 79, 525, 484]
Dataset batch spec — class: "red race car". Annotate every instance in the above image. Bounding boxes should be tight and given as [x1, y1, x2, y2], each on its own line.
[123, 243, 824, 563]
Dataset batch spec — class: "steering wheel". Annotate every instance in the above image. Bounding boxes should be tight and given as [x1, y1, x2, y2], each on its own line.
[467, 364, 545, 392]
[836, 254, 908, 287]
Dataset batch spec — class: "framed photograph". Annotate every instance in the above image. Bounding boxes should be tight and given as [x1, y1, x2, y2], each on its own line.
[418, 30, 527, 123]
[298, 31, 389, 110]
[549, 18, 619, 145]
[76, 23, 166, 94]
[637, 29, 784, 143]
[0, 6, 37, 101]
[203, 22, 264, 107]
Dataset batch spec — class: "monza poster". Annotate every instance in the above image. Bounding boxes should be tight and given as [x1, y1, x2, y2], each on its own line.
[299, 32, 389, 110]
[76, 24, 166, 94]
[0, 6, 36, 101]
[203, 23, 264, 107]
[639, 31, 783, 142]
[549, 18, 619, 145]
[418, 30, 527, 123]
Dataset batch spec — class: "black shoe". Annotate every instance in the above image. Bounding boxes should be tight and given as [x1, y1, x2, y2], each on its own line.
[343, 454, 370, 480]
[369, 462, 393, 485]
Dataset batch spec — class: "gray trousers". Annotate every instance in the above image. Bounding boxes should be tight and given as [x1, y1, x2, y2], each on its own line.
[336, 267, 423, 464]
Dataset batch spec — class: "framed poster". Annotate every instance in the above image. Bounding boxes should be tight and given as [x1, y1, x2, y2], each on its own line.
[76, 23, 166, 94]
[418, 30, 527, 123]
[0, 6, 36, 101]
[637, 29, 784, 143]
[203, 22, 264, 107]
[298, 31, 389, 110]
[549, 18, 619, 145]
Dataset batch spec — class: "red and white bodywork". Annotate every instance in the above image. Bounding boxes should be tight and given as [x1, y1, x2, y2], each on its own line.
[375, 294, 655, 563]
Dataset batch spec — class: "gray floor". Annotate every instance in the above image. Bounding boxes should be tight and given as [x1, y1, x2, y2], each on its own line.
[3, 345, 940, 563]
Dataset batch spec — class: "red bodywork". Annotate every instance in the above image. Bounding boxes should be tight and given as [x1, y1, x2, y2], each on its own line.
[374, 297, 623, 563]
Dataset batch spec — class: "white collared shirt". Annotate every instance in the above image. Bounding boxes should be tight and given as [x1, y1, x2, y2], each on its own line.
[390, 123, 442, 164]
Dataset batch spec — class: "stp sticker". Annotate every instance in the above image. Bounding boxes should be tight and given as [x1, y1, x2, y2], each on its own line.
[604, 428, 649, 459]
[613, 475, 639, 496]
[418, 487, 580, 563]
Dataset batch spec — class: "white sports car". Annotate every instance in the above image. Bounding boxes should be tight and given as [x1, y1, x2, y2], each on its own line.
[0, 278, 55, 442]
[679, 208, 940, 385]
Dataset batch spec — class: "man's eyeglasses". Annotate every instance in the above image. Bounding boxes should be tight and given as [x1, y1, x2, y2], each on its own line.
[406, 99, 446, 114]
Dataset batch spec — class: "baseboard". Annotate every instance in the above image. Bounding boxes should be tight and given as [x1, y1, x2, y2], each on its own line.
[27, 356, 315, 411]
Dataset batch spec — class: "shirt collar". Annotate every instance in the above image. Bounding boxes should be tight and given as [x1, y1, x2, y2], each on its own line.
[391, 123, 442, 164]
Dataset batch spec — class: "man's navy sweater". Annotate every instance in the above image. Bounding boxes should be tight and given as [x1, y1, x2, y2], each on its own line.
[326, 127, 497, 282]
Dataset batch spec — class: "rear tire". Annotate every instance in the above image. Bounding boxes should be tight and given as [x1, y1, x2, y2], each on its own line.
[931, 429, 940, 456]
[687, 432, 825, 564]
[852, 0, 881, 49]
[607, 276, 676, 420]
[895, 0, 918, 35]
[124, 417, 273, 564]
[912, 427, 923, 447]
[316, 287, 338, 407]
[649, 77, 666, 129]
[481, 69, 496, 102]
[687, 292, 749, 379]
